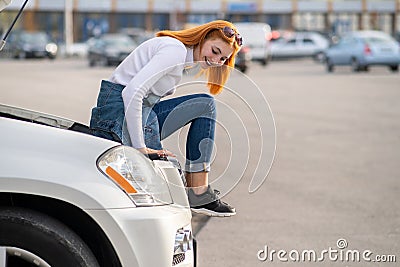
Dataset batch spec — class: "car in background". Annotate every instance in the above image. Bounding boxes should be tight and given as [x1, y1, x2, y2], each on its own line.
[394, 31, 400, 45]
[234, 45, 251, 73]
[0, 104, 195, 266]
[325, 30, 400, 72]
[65, 41, 90, 57]
[270, 31, 329, 61]
[6, 31, 58, 59]
[88, 33, 137, 67]
[234, 22, 272, 66]
[119, 27, 155, 45]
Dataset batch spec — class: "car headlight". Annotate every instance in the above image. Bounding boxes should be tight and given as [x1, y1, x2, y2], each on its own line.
[45, 43, 58, 54]
[97, 146, 173, 206]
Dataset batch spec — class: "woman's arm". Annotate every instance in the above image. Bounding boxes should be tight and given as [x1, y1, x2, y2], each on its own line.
[121, 41, 187, 150]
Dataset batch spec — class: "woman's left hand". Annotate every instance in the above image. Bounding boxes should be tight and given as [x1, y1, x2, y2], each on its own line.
[138, 147, 176, 158]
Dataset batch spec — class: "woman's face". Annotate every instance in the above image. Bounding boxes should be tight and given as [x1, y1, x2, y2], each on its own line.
[195, 38, 234, 69]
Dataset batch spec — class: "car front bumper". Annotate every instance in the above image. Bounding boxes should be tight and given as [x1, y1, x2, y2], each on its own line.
[87, 205, 194, 267]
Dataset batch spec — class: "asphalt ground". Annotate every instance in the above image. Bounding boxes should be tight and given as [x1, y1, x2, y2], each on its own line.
[1, 57, 399, 267]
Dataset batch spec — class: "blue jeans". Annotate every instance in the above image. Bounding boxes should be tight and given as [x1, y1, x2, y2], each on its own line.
[90, 80, 216, 173]
[145, 94, 216, 173]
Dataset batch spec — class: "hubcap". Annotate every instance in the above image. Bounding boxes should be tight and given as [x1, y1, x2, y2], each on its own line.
[0, 246, 51, 267]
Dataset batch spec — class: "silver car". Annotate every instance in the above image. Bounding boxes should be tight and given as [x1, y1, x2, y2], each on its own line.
[325, 30, 400, 72]
[270, 31, 329, 61]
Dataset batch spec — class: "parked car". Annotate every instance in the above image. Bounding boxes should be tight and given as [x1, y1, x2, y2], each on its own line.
[0, 104, 195, 267]
[394, 31, 400, 45]
[325, 30, 400, 72]
[119, 27, 155, 45]
[88, 33, 137, 67]
[66, 41, 90, 57]
[7, 31, 58, 59]
[234, 45, 251, 73]
[234, 22, 272, 66]
[270, 31, 329, 61]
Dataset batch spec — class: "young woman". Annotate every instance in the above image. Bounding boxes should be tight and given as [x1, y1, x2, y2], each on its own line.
[90, 20, 242, 217]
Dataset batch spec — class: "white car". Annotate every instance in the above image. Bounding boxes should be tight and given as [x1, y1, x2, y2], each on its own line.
[0, 104, 195, 267]
[235, 22, 272, 66]
[270, 31, 329, 61]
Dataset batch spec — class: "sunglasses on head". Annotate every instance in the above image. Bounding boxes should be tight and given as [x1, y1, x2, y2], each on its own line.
[221, 26, 243, 46]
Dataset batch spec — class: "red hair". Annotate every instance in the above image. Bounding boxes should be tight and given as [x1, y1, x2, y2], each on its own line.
[156, 20, 241, 95]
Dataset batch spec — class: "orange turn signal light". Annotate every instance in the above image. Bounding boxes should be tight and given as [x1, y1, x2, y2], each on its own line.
[105, 166, 137, 194]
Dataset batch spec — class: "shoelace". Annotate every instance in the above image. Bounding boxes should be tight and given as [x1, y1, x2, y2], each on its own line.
[212, 190, 231, 206]
[213, 189, 220, 196]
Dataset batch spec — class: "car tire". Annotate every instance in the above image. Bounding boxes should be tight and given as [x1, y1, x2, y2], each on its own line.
[389, 65, 399, 72]
[351, 58, 361, 72]
[106, 59, 114, 66]
[260, 57, 269, 66]
[313, 52, 325, 63]
[16, 51, 26, 59]
[0, 207, 100, 267]
[99, 57, 108, 67]
[89, 59, 96, 67]
[326, 58, 334, 72]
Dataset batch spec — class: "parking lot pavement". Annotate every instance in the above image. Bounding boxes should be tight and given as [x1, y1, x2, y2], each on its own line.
[1, 58, 399, 266]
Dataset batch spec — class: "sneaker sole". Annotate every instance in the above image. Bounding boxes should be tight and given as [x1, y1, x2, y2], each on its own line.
[191, 208, 236, 217]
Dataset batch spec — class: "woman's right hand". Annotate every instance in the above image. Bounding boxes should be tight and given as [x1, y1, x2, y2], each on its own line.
[138, 147, 176, 158]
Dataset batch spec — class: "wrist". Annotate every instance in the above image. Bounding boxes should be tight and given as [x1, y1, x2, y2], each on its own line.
[137, 147, 148, 154]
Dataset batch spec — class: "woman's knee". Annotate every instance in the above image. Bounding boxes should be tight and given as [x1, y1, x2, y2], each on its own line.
[195, 94, 216, 114]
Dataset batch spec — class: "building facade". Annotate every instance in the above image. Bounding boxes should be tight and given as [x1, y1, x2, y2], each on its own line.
[1, 0, 399, 43]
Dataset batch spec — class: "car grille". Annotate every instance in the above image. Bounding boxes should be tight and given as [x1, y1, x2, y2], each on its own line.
[172, 253, 185, 266]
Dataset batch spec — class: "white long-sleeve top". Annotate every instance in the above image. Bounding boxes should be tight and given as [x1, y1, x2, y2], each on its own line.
[109, 36, 194, 149]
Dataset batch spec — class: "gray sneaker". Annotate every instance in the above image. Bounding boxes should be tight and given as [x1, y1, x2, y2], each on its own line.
[188, 186, 236, 217]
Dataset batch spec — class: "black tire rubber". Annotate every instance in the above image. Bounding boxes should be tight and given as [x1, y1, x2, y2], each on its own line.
[351, 58, 360, 72]
[389, 65, 399, 72]
[326, 58, 334, 72]
[0, 207, 100, 267]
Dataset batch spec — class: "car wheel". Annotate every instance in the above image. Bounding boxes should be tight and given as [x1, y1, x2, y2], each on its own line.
[351, 58, 361, 72]
[17, 51, 26, 59]
[389, 65, 399, 72]
[106, 59, 114, 66]
[98, 57, 108, 67]
[313, 52, 325, 63]
[260, 57, 269, 66]
[0, 207, 100, 267]
[326, 58, 334, 72]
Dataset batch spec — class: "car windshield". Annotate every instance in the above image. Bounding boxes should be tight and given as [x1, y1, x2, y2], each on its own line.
[361, 36, 392, 44]
[103, 36, 135, 47]
[20, 32, 49, 44]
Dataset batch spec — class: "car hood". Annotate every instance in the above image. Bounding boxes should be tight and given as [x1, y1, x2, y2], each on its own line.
[0, 104, 136, 209]
[0, 104, 85, 129]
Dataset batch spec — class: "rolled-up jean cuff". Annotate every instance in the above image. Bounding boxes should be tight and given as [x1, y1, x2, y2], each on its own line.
[185, 162, 211, 173]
